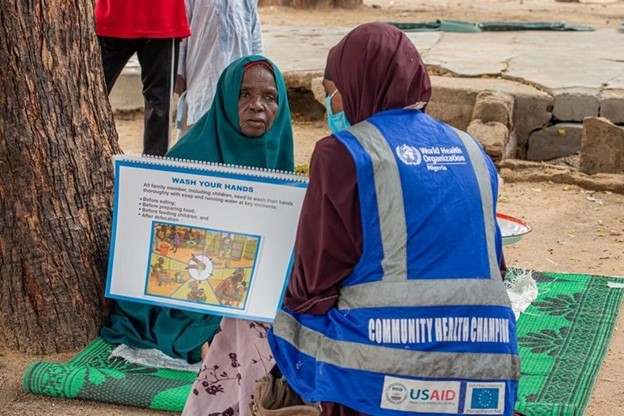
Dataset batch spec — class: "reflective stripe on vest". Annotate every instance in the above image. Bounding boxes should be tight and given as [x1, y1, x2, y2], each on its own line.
[341, 121, 409, 283]
[452, 126, 500, 281]
[273, 310, 520, 381]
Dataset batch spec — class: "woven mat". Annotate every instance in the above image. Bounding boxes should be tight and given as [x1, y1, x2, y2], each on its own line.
[22, 337, 196, 412]
[22, 270, 623, 414]
[511, 269, 624, 415]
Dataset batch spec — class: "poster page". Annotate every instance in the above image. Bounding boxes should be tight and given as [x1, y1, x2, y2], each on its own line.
[105, 155, 308, 322]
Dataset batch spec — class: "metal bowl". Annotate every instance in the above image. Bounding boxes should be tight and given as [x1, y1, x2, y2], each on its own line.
[497, 213, 532, 246]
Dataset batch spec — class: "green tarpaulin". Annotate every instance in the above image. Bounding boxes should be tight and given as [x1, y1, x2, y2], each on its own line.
[388, 20, 595, 33]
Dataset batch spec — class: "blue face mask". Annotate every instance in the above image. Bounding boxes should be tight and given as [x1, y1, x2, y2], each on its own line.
[325, 90, 351, 134]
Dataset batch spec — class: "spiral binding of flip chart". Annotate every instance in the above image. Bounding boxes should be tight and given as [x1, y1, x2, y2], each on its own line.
[115, 154, 309, 184]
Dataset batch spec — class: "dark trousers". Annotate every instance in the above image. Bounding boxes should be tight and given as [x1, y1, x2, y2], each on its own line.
[99, 37, 179, 156]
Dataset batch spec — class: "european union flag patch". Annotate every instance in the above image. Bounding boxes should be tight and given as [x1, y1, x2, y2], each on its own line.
[470, 388, 499, 409]
[464, 383, 505, 414]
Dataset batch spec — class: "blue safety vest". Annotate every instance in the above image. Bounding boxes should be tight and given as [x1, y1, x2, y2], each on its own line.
[268, 109, 519, 416]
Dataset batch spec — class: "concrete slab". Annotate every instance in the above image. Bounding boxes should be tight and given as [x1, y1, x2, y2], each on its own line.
[506, 30, 624, 89]
[263, 26, 442, 73]
[423, 32, 517, 76]
[551, 88, 600, 121]
[600, 89, 624, 123]
[261, 26, 624, 91]
[110, 24, 624, 141]
[109, 67, 143, 112]
[116, 25, 624, 93]
[262, 26, 350, 72]
[527, 123, 584, 161]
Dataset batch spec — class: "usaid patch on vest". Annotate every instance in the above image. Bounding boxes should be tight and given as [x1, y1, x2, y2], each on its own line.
[464, 382, 506, 414]
[380, 376, 460, 413]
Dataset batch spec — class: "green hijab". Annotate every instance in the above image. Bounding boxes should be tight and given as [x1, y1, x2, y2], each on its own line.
[167, 55, 295, 171]
[101, 56, 295, 364]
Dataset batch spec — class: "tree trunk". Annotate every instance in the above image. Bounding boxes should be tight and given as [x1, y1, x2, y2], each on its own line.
[258, 0, 362, 8]
[0, 1, 122, 354]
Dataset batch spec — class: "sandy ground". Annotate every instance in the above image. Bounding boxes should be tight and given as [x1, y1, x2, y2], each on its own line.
[2, 1, 624, 415]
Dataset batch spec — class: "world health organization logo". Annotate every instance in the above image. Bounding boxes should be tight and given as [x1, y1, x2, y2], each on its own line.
[386, 383, 408, 404]
[395, 144, 422, 166]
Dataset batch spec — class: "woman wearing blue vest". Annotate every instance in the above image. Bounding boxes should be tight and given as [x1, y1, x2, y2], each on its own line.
[268, 23, 521, 416]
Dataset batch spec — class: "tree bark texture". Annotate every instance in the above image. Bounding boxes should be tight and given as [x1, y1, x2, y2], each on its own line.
[0, 0, 123, 354]
[258, 0, 362, 8]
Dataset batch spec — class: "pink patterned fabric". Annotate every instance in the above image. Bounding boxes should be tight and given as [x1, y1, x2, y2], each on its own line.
[182, 318, 274, 416]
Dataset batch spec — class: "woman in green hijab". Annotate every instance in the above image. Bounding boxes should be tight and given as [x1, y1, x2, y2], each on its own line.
[100, 55, 295, 364]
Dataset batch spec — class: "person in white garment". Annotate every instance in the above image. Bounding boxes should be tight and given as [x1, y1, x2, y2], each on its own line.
[174, 0, 263, 138]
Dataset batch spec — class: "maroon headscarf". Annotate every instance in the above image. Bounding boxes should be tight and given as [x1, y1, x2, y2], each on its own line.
[325, 22, 432, 124]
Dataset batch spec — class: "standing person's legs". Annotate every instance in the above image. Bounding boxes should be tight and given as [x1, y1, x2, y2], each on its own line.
[98, 37, 138, 94]
[137, 38, 179, 156]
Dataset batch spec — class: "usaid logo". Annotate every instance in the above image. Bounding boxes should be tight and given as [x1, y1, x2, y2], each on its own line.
[395, 144, 422, 166]
[381, 376, 461, 413]
[386, 383, 408, 404]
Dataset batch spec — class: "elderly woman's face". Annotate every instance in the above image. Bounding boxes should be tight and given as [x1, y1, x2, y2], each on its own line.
[238, 65, 279, 137]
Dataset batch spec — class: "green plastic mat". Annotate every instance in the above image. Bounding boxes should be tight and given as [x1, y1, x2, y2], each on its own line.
[479, 21, 594, 31]
[21, 270, 623, 414]
[22, 337, 196, 412]
[386, 21, 442, 32]
[510, 270, 624, 415]
[387, 20, 595, 33]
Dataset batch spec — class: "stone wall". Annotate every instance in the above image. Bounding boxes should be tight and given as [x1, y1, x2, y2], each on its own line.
[111, 69, 624, 174]
[312, 73, 624, 173]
